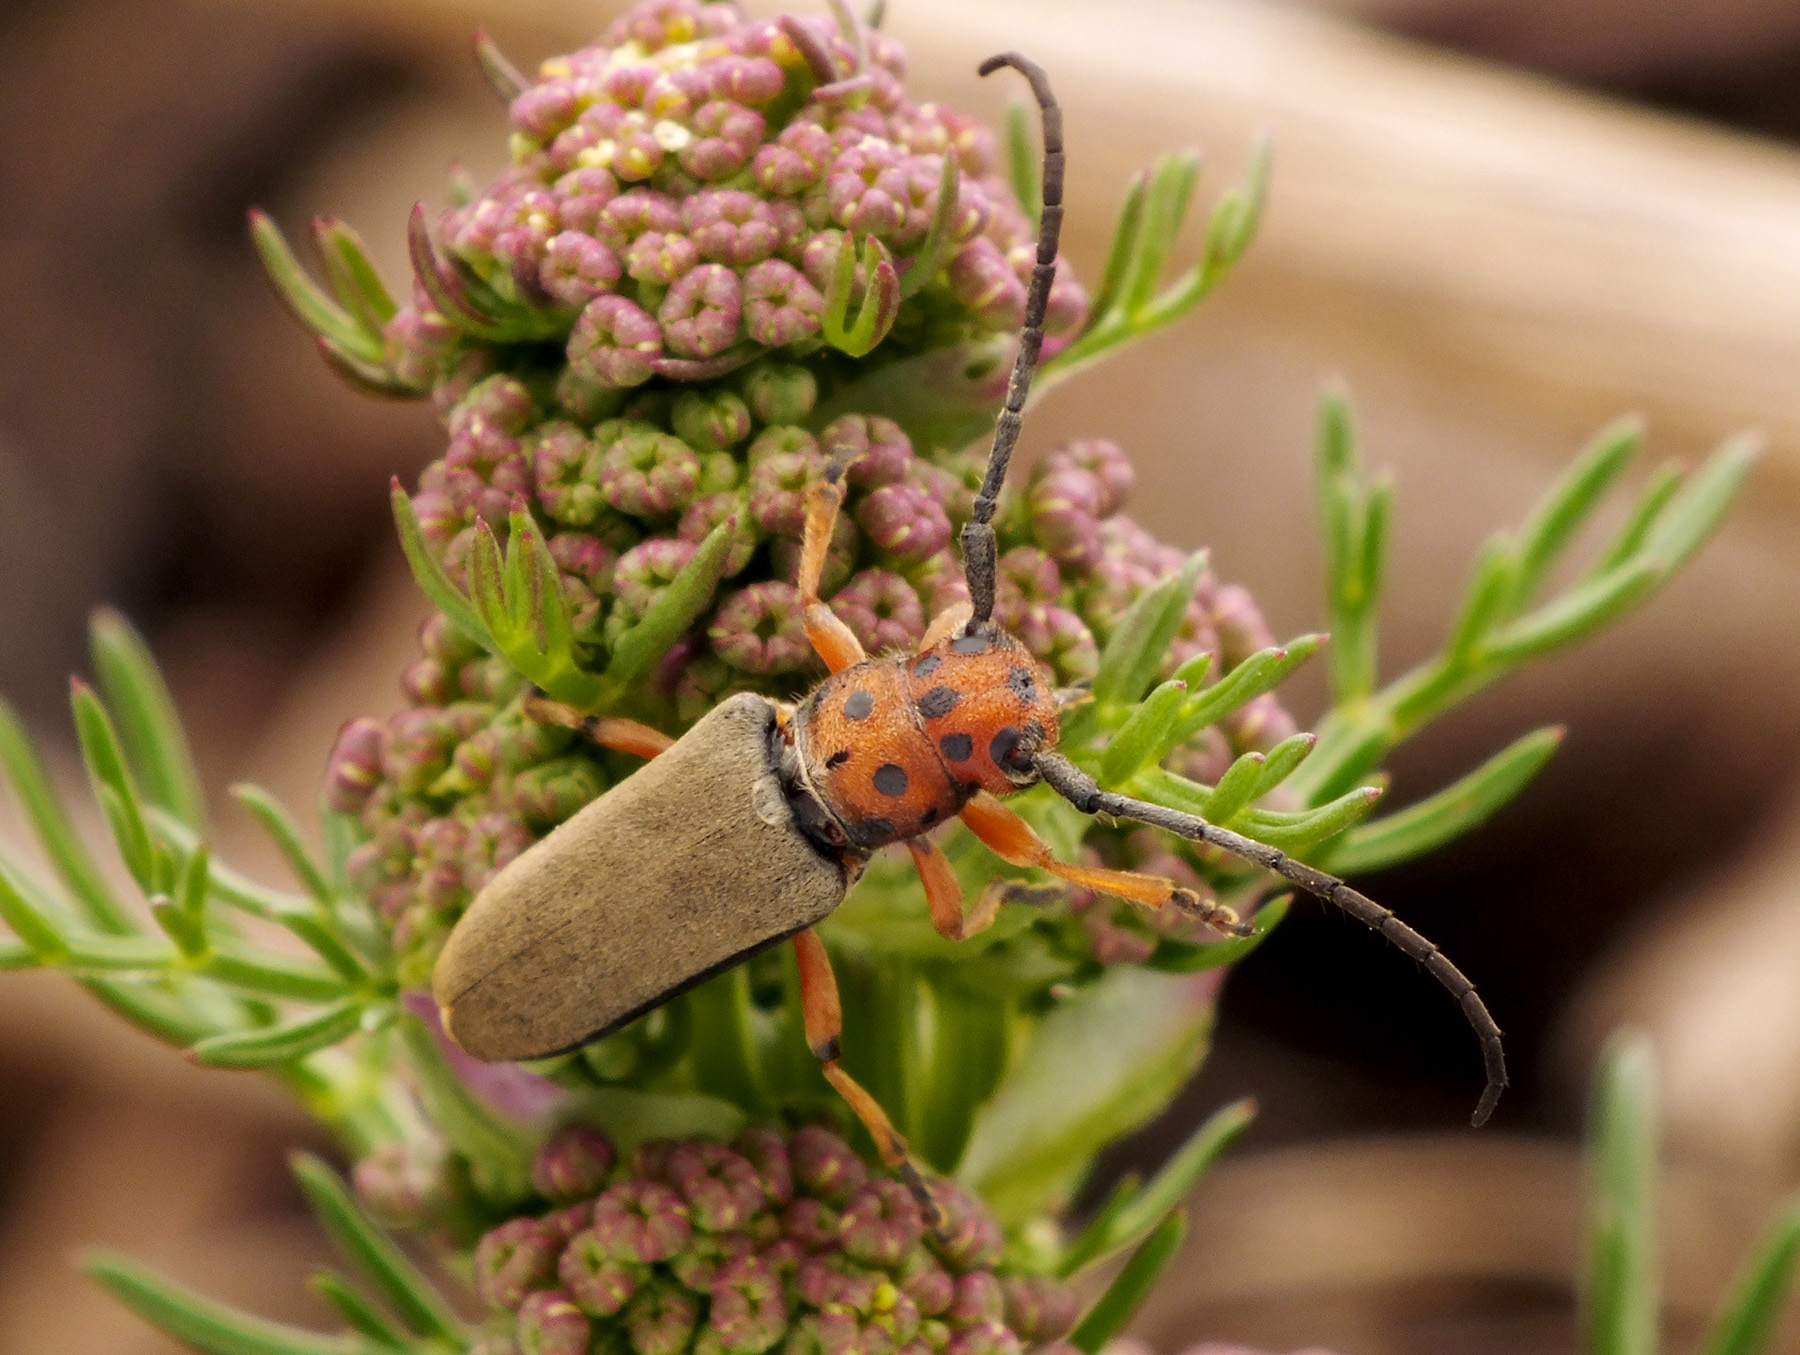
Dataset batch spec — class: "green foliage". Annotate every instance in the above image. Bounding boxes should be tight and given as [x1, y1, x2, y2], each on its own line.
[1580, 1033, 1800, 1355]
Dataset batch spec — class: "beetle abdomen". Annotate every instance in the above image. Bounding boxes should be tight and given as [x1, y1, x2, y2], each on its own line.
[433, 692, 851, 1062]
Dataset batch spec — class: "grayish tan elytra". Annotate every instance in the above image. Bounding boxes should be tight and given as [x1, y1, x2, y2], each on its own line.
[433, 694, 853, 1060]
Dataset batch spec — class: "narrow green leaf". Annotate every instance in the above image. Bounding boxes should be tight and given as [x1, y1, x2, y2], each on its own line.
[191, 998, 367, 1068]
[307, 1271, 409, 1351]
[152, 896, 206, 957]
[313, 218, 398, 330]
[1100, 679, 1192, 783]
[1005, 101, 1042, 226]
[1202, 751, 1266, 826]
[247, 209, 383, 365]
[899, 154, 961, 300]
[231, 784, 333, 905]
[1315, 385, 1355, 480]
[603, 516, 736, 691]
[1697, 1196, 1800, 1355]
[1088, 170, 1148, 324]
[1510, 417, 1640, 607]
[396, 1012, 535, 1204]
[1254, 734, 1317, 796]
[1638, 434, 1758, 576]
[58, 933, 176, 971]
[1146, 894, 1289, 973]
[468, 521, 512, 643]
[1069, 1211, 1188, 1354]
[0, 858, 72, 958]
[1173, 635, 1326, 746]
[1446, 534, 1520, 664]
[1590, 462, 1683, 578]
[1093, 552, 1208, 708]
[0, 939, 32, 969]
[1057, 1173, 1141, 1278]
[1121, 153, 1200, 316]
[82, 976, 221, 1046]
[87, 1251, 366, 1355]
[389, 482, 491, 648]
[290, 1152, 464, 1343]
[1581, 1032, 1659, 1355]
[0, 698, 126, 930]
[1484, 559, 1661, 667]
[89, 608, 208, 832]
[1229, 784, 1382, 850]
[1062, 1098, 1254, 1275]
[70, 680, 155, 890]
[1326, 727, 1563, 876]
[200, 946, 351, 1002]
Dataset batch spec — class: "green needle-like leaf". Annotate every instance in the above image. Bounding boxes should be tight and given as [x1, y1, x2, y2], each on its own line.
[89, 608, 208, 833]
[247, 209, 384, 367]
[389, 482, 491, 647]
[1446, 534, 1520, 665]
[1120, 153, 1200, 317]
[0, 939, 31, 969]
[1638, 434, 1759, 575]
[0, 859, 70, 959]
[1326, 727, 1563, 876]
[231, 785, 334, 905]
[1483, 559, 1661, 667]
[1093, 552, 1208, 708]
[603, 515, 736, 694]
[1697, 1197, 1800, 1355]
[1590, 462, 1683, 578]
[0, 698, 127, 931]
[70, 679, 156, 892]
[1172, 635, 1325, 747]
[290, 1152, 464, 1343]
[1069, 1211, 1188, 1354]
[899, 154, 961, 299]
[1088, 169, 1148, 324]
[1061, 1098, 1254, 1275]
[313, 218, 398, 332]
[1100, 678, 1191, 783]
[307, 1272, 409, 1351]
[1510, 417, 1640, 609]
[191, 998, 368, 1068]
[87, 1251, 371, 1355]
[1582, 1032, 1659, 1355]
[1005, 101, 1042, 227]
[1202, 751, 1268, 825]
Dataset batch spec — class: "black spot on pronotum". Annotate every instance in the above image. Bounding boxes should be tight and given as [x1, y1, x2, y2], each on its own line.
[913, 654, 942, 678]
[918, 686, 960, 719]
[951, 632, 989, 654]
[1008, 666, 1037, 701]
[940, 732, 973, 762]
[873, 763, 910, 797]
[843, 690, 874, 720]
[989, 726, 1023, 768]
[921, 807, 939, 826]
[826, 750, 851, 769]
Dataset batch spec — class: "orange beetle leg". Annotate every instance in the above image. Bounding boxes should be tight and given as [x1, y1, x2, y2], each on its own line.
[917, 601, 974, 652]
[798, 454, 868, 674]
[903, 837, 996, 942]
[792, 929, 942, 1226]
[524, 697, 674, 759]
[959, 793, 1251, 936]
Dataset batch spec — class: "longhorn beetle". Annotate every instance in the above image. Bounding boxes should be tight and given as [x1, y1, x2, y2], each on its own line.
[434, 52, 1507, 1216]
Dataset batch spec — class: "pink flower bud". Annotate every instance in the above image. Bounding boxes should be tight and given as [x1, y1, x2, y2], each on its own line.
[627, 1282, 700, 1355]
[741, 363, 817, 425]
[672, 389, 753, 452]
[831, 570, 924, 654]
[821, 414, 912, 488]
[666, 1142, 765, 1234]
[708, 1254, 789, 1353]
[540, 232, 623, 307]
[925, 1181, 1001, 1272]
[534, 1125, 618, 1203]
[997, 1278, 1079, 1343]
[560, 1231, 645, 1317]
[518, 1291, 593, 1355]
[1044, 439, 1134, 518]
[743, 260, 824, 346]
[324, 717, 387, 813]
[1210, 583, 1277, 667]
[592, 1180, 694, 1263]
[352, 1137, 451, 1228]
[598, 421, 703, 517]
[840, 1180, 925, 1269]
[791, 1127, 868, 1207]
[857, 481, 950, 561]
[476, 1217, 563, 1311]
[660, 263, 743, 357]
[947, 238, 1025, 330]
[550, 168, 620, 234]
[710, 582, 810, 673]
[570, 294, 664, 389]
[682, 101, 767, 181]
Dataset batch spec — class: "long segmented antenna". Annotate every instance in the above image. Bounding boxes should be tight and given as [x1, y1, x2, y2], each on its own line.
[960, 52, 1065, 628]
[1033, 752, 1508, 1127]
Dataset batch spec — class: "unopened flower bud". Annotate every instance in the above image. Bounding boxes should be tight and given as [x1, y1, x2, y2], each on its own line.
[821, 415, 912, 489]
[741, 363, 817, 425]
[858, 482, 950, 561]
[1028, 468, 1104, 572]
[666, 1142, 765, 1233]
[476, 1217, 564, 1311]
[997, 1278, 1079, 1343]
[627, 1281, 701, 1355]
[831, 570, 924, 654]
[1210, 584, 1276, 667]
[325, 717, 387, 813]
[784, 1312, 861, 1355]
[593, 1180, 694, 1264]
[926, 1182, 1002, 1272]
[945, 1323, 1022, 1355]
[352, 1137, 452, 1229]
[710, 582, 811, 673]
[708, 1254, 789, 1354]
[733, 1129, 795, 1207]
[743, 261, 824, 346]
[509, 757, 606, 828]
[534, 1125, 618, 1203]
[661, 264, 743, 358]
[560, 1231, 646, 1317]
[597, 421, 703, 517]
[1044, 439, 1133, 517]
[947, 239, 1025, 329]
[840, 1180, 925, 1270]
[1014, 606, 1098, 686]
[791, 1127, 868, 1207]
[518, 1291, 593, 1355]
[571, 294, 665, 389]
[672, 389, 753, 453]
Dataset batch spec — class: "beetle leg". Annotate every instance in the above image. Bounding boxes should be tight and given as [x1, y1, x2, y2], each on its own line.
[799, 451, 868, 673]
[917, 601, 973, 653]
[959, 793, 1253, 936]
[792, 928, 942, 1227]
[524, 695, 674, 759]
[906, 836, 1050, 940]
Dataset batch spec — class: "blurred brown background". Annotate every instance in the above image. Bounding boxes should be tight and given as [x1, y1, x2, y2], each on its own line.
[5, 0, 1800, 1350]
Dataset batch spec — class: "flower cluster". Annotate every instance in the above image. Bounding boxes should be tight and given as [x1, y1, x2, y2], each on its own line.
[384, 0, 1087, 402]
[327, 360, 1294, 980]
[450, 1124, 1077, 1355]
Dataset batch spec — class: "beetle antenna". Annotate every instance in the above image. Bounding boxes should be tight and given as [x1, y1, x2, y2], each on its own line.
[1031, 751, 1508, 1127]
[960, 51, 1065, 629]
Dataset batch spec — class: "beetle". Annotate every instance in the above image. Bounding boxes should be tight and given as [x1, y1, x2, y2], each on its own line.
[434, 52, 1507, 1211]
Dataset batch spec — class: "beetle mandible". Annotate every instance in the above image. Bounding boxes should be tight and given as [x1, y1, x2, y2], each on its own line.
[433, 52, 1508, 1214]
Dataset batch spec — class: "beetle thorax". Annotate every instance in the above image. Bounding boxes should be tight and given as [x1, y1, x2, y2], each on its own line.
[788, 624, 1061, 855]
